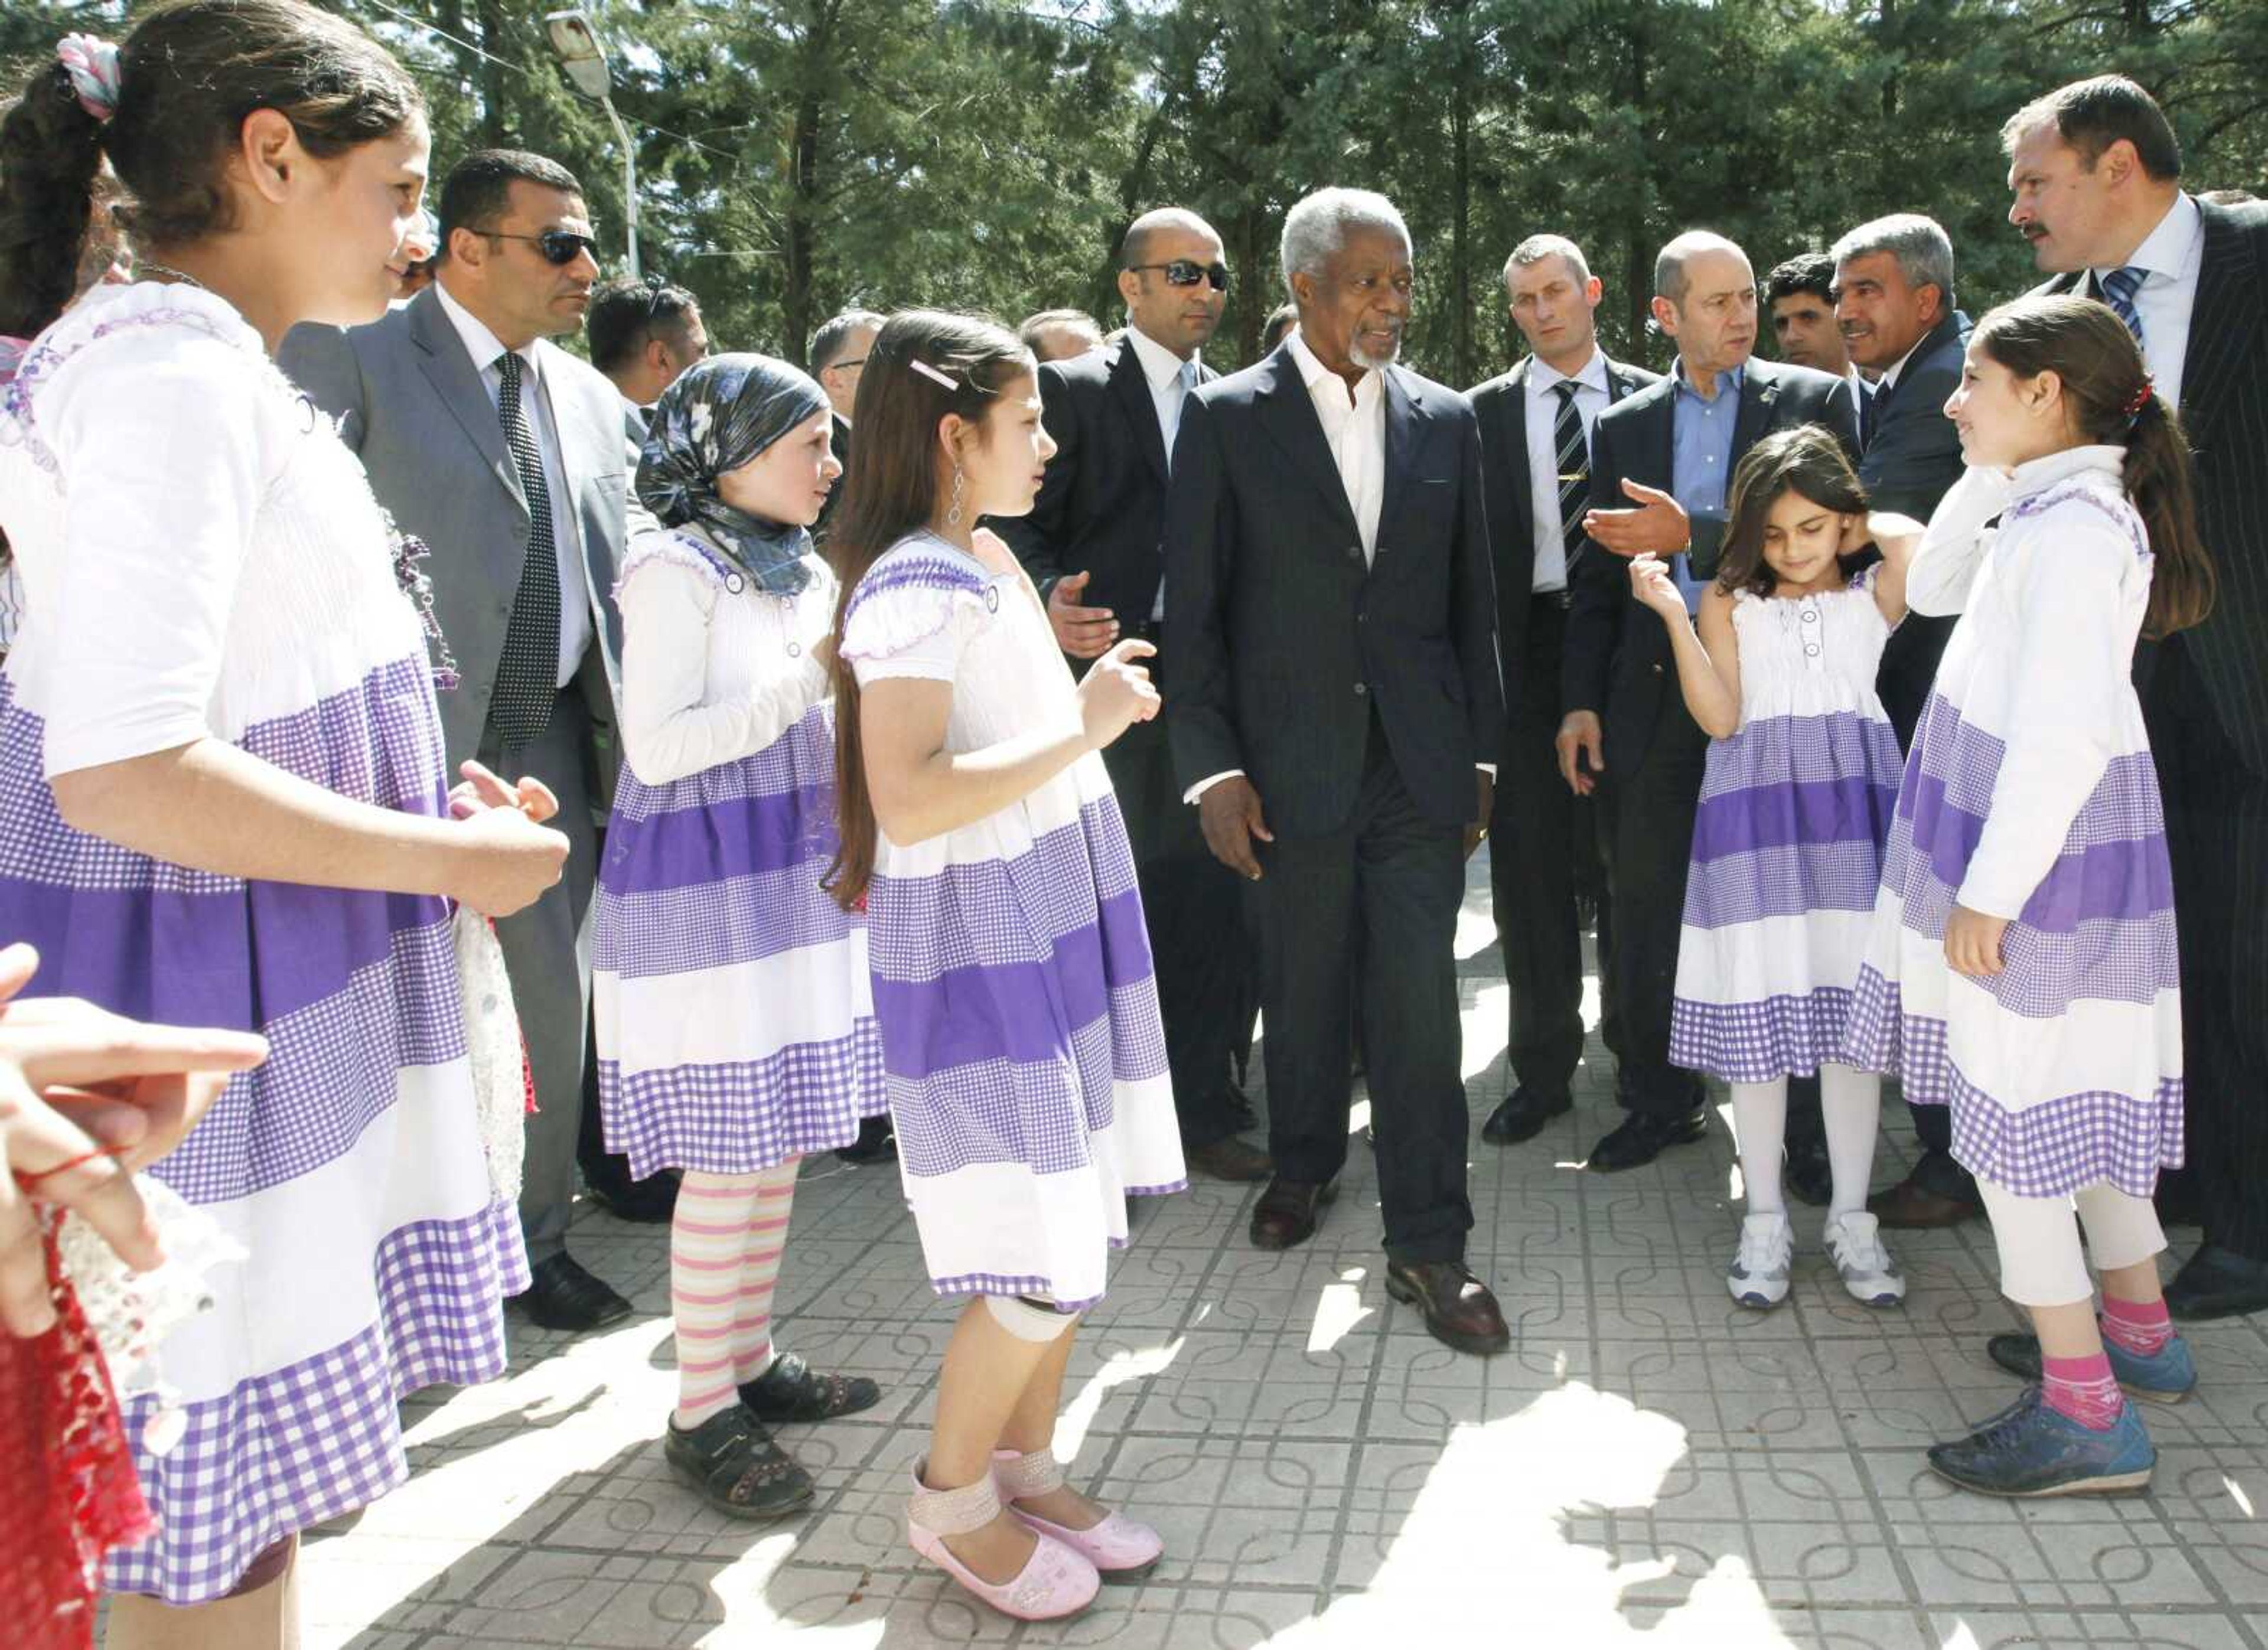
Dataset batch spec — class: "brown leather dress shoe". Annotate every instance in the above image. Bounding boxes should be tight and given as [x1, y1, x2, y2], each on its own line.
[1184, 1136, 1273, 1183]
[1384, 1261, 1511, 1355]
[1249, 1177, 1335, 1250]
[1867, 1173, 1984, 1229]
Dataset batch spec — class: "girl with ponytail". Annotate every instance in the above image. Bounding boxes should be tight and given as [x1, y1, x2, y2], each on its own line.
[0, 5, 565, 1640]
[1843, 293, 2214, 1500]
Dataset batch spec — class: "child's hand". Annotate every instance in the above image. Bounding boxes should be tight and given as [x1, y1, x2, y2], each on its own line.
[1628, 554, 1688, 621]
[1944, 904, 2009, 977]
[1861, 510, 1927, 562]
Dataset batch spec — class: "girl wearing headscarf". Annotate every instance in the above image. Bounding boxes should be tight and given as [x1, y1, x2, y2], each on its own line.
[593, 353, 887, 1518]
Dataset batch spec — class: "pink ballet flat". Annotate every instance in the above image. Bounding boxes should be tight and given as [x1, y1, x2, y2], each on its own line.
[993, 1447, 1164, 1583]
[908, 1460, 1099, 1620]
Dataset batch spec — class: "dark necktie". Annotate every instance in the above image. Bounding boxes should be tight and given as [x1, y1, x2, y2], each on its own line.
[491, 350, 563, 747]
[2098, 265, 2147, 350]
[1858, 379, 1879, 451]
[1552, 381, 1588, 575]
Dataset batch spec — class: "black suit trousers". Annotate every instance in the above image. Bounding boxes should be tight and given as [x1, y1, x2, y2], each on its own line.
[2149, 638, 2268, 1259]
[1247, 716, 1474, 1263]
[1103, 678, 1246, 1148]
[1490, 596, 1620, 1097]
[1599, 707, 1709, 1119]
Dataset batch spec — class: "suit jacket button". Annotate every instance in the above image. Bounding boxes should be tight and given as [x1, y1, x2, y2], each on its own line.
[1354, 682, 1368, 696]
[1347, 544, 1362, 561]
[1651, 663, 1665, 675]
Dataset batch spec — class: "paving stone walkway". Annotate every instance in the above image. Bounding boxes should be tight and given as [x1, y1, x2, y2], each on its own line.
[299, 852, 2268, 1648]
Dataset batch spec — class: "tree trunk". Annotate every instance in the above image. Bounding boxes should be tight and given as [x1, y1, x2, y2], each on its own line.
[1451, 16, 1473, 387]
[1622, 6, 1652, 353]
[474, 0, 509, 146]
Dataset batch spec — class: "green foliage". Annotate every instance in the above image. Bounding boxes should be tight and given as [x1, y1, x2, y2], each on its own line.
[6, 0, 2263, 384]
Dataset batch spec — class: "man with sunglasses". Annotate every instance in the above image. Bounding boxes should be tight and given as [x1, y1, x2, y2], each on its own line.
[282, 149, 645, 1336]
[994, 207, 1269, 1183]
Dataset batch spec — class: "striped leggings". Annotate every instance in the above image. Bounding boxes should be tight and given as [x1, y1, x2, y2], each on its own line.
[670, 1161, 799, 1427]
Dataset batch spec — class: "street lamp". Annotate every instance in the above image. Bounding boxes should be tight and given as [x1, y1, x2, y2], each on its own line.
[543, 9, 639, 278]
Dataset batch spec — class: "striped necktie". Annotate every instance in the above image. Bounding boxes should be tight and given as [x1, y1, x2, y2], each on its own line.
[491, 350, 563, 746]
[2098, 265, 2147, 349]
[1552, 381, 1588, 573]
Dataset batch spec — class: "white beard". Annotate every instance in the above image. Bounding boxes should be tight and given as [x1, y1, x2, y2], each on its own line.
[1351, 334, 1402, 370]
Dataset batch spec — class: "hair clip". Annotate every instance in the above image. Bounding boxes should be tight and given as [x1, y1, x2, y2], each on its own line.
[2122, 377, 2154, 418]
[56, 32, 121, 123]
[908, 358, 959, 391]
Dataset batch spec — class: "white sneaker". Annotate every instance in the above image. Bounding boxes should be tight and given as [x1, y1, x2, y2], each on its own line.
[1728, 1212, 1794, 1309]
[1823, 1211, 1906, 1306]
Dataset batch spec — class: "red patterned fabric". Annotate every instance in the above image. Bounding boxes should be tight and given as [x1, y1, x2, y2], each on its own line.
[0, 1224, 156, 1649]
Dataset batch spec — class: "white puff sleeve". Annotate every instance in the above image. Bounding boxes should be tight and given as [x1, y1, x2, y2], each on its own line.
[840, 552, 996, 687]
[40, 333, 263, 778]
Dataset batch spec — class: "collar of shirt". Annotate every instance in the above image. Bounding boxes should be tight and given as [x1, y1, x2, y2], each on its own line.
[1287, 329, 1380, 412]
[2103, 192, 2204, 288]
[435, 278, 539, 390]
[1671, 357, 1744, 405]
[1529, 348, 1611, 400]
[1126, 322, 1196, 392]
[1875, 331, 1932, 395]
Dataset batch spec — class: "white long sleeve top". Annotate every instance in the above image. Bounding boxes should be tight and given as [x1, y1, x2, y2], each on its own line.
[614, 526, 836, 787]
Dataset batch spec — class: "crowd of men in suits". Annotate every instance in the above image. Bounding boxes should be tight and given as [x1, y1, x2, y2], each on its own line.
[280, 71, 2268, 1354]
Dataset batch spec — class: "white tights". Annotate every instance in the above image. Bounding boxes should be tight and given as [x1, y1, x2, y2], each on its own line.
[1732, 1062, 1881, 1217]
[1975, 1177, 2166, 1306]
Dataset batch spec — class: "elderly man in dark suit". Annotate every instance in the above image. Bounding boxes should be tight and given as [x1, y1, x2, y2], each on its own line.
[995, 207, 1268, 1182]
[1817, 213, 1982, 1228]
[1166, 187, 1510, 1355]
[1561, 230, 1858, 1173]
[1469, 235, 1657, 1149]
[2006, 76, 2268, 1321]
[281, 149, 642, 1333]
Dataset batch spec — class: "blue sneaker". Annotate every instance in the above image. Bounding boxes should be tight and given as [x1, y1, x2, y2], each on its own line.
[1927, 1386, 2155, 1498]
[1984, 1332, 2197, 1403]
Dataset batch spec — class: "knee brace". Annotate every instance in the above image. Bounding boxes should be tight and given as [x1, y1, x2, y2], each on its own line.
[982, 1293, 1081, 1342]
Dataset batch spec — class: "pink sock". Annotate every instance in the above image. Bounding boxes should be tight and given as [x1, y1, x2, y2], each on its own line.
[2040, 1352, 2124, 1431]
[2100, 1295, 2175, 1356]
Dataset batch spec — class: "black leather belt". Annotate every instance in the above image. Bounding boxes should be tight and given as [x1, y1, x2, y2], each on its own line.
[1533, 588, 1574, 612]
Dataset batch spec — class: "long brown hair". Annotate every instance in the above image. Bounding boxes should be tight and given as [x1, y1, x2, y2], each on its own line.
[1972, 294, 2215, 638]
[1715, 425, 1869, 597]
[824, 309, 1034, 910]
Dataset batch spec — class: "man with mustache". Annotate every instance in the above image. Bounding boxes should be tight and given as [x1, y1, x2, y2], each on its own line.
[1563, 230, 1858, 1172]
[282, 149, 643, 1334]
[2005, 76, 2268, 1322]
[1165, 187, 1510, 1355]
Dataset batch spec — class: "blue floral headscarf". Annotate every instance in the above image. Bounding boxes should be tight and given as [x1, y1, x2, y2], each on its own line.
[636, 352, 832, 595]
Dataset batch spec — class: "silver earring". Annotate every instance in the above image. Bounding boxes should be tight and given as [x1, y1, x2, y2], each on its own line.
[947, 464, 966, 528]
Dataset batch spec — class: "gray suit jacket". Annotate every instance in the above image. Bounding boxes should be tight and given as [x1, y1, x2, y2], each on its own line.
[279, 285, 638, 778]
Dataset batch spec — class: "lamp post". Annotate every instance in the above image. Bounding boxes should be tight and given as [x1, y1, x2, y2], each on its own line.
[543, 9, 639, 278]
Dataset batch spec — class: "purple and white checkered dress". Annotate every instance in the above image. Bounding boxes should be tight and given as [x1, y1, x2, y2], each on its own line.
[592, 529, 883, 1176]
[842, 531, 1185, 1312]
[0, 284, 526, 1604]
[1842, 449, 2182, 1198]
[1670, 568, 1904, 1081]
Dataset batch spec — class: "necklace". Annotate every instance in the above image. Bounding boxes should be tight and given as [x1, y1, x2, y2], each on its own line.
[136, 261, 207, 291]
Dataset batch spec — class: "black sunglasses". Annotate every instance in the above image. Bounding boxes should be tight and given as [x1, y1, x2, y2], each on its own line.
[1128, 259, 1229, 292]
[484, 228, 601, 266]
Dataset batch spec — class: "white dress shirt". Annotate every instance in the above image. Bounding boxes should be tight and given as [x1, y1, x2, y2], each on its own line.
[435, 279, 594, 689]
[1125, 324, 1199, 619]
[1288, 330, 1385, 563]
[2090, 191, 2202, 413]
[1524, 349, 1611, 592]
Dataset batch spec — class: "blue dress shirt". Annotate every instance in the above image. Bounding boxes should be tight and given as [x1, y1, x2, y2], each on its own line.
[1668, 361, 1743, 611]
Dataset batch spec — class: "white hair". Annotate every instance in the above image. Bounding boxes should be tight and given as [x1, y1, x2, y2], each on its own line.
[1280, 188, 1410, 299]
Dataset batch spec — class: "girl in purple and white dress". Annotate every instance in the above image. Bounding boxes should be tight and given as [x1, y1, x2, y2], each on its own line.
[0, 4, 565, 1642]
[592, 354, 887, 1519]
[1630, 426, 1914, 1312]
[827, 312, 1184, 1623]
[1843, 295, 2215, 1499]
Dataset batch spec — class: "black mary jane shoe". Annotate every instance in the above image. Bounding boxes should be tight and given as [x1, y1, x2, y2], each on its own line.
[663, 1407, 814, 1519]
[739, 1352, 884, 1423]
